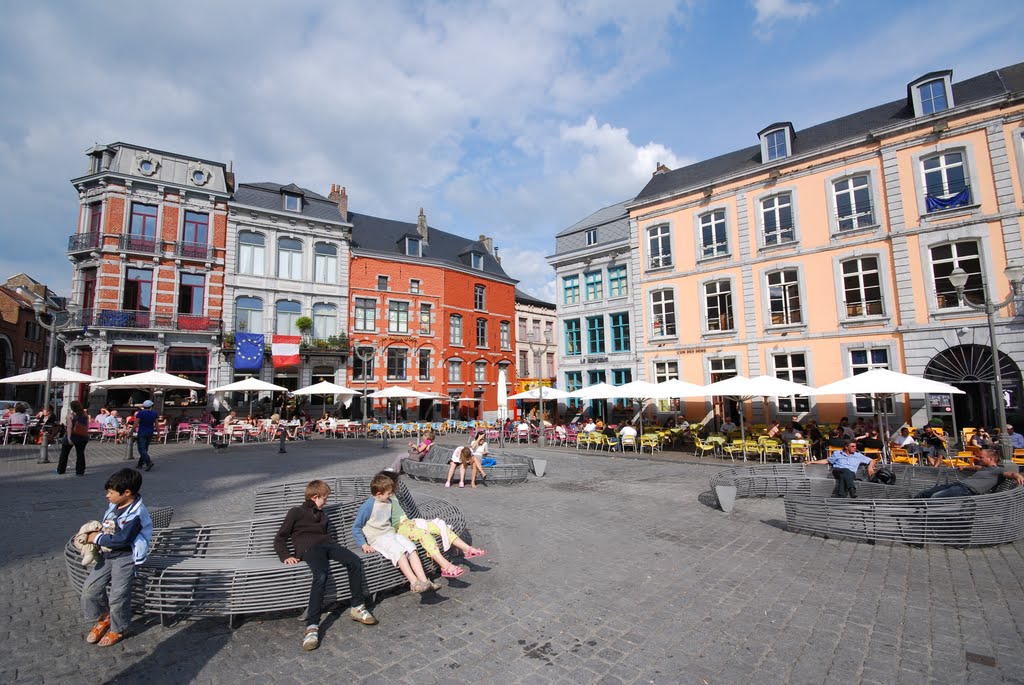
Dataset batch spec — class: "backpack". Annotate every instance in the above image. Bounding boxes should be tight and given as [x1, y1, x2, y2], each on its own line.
[871, 466, 896, 485]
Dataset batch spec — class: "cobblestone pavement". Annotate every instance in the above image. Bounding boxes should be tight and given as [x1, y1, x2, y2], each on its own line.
[1, 436, 1022, 684]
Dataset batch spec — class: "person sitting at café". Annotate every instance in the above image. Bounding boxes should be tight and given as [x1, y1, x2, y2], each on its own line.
[789, 415, 805, 433]
[1009, 424, 1024, 450]
[32, 406, 59, 442]
[889, 426, 918, 453]
[616, 422, 637, 451]
[921, 426, 948, 467]
[8, 403, 31, 431]
[766, 419, 782, 440]
[838, 417, 856, 440]
[968, 429, 992, 450]
[720, 416, 738, 435]
[582, 418, 598, 433]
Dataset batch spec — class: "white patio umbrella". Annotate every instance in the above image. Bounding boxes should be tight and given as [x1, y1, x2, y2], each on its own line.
[566, 382, 623, 399]
[649, 378, 707, 399]
[701, 374, 817, 461]
[366, 386, 433, 422]
[496, 368, 509, 423]
[291, 380, 359, 417]
[507, 386, 573, 400]
[208, 378, 289, 417]
[608, 380, 661, 435]
[92, 370, 207, 390]
[0, 366, 100, 384]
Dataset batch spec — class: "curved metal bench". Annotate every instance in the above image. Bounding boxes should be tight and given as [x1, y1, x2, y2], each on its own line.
[401, 444, 531, 484]
[784, 480, 1024, 546]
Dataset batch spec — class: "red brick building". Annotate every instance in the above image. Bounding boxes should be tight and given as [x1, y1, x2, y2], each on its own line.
[0, 274, 54, 408]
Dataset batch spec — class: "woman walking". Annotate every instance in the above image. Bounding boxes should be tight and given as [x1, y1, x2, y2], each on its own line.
[57, 400, 91, 476]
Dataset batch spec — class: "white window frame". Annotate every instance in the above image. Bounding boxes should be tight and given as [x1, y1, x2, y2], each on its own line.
[649, 288, 677, 339]
[929, 240, 985, 311]
[388, 300, 410, 334]
[911, 142, 981, 218]
[353, 298, 377, 332]
[696, 208, 729, 260]
[234, 296, 263, 334]
[827, 170, 880, 235]
[646, 224, 673, 270]
[313, 242, 337, 284]
[759, 125, 793, 163]
[448, 359, 463, 383]
[499, 321, 510, 349]
[450, 314, 463, 346]
[476, 318, 488, 348]
[410, 279, 420, 294]
[702, 277, 735, 334]
[762, 266, 804, 329]
[277, 237, 303, 280]
[275, 300, 301, 335]
[831, 250, 891, 325]
[585, 228, 598, 246]
[908, 72, 953, 118]
[237, 231, 265, 276]
[283, 193, 301, 212]
[840, 340, 900, 416]
[757, 190, 797, 248]
[470, 253, 484, 270]
[764, 129, 788, 161]
[311, 303, 337, 340]
[771, 350, 811, 414]
[474, 284, 486, 310]
[838, 255, 885, 320]
[917, 226, 996, 318]
[474, 361, 487, 383]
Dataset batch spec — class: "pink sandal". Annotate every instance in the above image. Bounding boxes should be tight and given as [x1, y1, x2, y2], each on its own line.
[464, 548, 487, 559]
[441, 565, 466, 578]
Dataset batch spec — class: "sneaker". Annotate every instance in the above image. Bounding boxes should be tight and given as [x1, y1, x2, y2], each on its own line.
[302, 624, 320, 651]
[143, 463, 153, 472]
[349, 605, 378, 625]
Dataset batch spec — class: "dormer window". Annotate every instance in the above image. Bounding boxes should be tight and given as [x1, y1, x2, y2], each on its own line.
[758, 123, 795, 163]
[470, 253, 484, 270]
[406, 237, 421, 257]
[283, 193, 301, 212]
[908, 70, 954, 118]
[585, 228, 598, 246]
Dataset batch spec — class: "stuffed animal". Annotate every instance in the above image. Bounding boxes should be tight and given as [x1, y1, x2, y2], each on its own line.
[73, 520, 111, 566]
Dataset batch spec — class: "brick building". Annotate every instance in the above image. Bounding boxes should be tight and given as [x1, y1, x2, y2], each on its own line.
[0, 274, 55, 408]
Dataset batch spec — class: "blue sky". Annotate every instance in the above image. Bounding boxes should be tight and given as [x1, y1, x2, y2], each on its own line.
[1, 0, 1021, 302]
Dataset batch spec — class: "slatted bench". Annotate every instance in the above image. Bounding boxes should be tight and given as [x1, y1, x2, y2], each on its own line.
[401, 444, 531, 484]
[784, 480, 1024, 546]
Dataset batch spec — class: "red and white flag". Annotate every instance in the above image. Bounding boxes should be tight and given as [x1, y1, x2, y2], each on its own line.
[272, 335, 301, 367]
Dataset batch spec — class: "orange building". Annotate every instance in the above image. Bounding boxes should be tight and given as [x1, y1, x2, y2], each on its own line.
[347, 209, 517, 420]
[627, 63, 1024, 432]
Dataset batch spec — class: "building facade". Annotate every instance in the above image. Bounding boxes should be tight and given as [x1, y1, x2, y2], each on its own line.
[627, 62, 1024, 431]
[0, 275, 56, 408]
[548, 201, 642, 420]
[512, 288, 557, 418]
[66, 143, 230, 412]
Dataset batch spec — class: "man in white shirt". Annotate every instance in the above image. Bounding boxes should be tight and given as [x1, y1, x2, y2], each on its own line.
[721, 417, 737, 434]
[617, 422, 638, 451]
[582, 419, 597, 433]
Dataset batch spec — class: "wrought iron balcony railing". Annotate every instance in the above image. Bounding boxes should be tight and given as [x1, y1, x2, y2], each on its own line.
[80, 309, 220, 332]
[68, 232, 102, 253]
[119, 234, 160, 254]
[174, 241, 212, 260]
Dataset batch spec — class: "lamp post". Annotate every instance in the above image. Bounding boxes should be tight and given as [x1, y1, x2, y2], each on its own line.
[528, 330, 553, 446]
[18, 292, 78, 464]
[356, 344, 384, 446]
[948, 264, 1024, 469]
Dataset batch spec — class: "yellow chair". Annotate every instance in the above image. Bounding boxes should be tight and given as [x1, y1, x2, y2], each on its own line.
[639, 433, 661, 454]
[575, 432, 592, 451]
[693, 437, 717, 459]
[789, 440, 810, 462]
[1014, 449, 1024, 466]
[890, 447, 918, 465]
[619, 434, 638, 453]
[760, 439, 784, 463]
[590, 433, 612, 451]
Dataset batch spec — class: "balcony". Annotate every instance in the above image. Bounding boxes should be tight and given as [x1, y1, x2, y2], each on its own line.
[174, 241, 212, 261]
[82, 309, 221, 332]
[119, 234, 160, 255]
[68, 232, 102, 253]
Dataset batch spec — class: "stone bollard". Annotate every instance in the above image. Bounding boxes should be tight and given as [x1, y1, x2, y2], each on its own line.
[531, 459, 547, 477]
[715, 484, 738, 513]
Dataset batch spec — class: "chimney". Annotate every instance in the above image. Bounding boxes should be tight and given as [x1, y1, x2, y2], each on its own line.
[328, 185, 348, 222]
[416, 207, 428, 240]
[493, 246, 501, 264]
[478, 234, 494, 255]
[653, 162, 671, 176]
[225, 160, 235, 192]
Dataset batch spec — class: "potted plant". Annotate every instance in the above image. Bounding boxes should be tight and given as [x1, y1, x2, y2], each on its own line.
[295, 316, 313, 339]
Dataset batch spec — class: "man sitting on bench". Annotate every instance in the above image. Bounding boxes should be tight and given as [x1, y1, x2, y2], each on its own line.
[916, 449, 1024, 498]
[807, 441, 877, 498]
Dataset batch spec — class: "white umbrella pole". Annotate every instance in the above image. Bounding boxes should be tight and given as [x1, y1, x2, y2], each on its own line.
[740, 398, 748, 462]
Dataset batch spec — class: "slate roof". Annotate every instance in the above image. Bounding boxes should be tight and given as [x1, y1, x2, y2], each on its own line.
[634, 61, 1024, 204]
[515, 287, 555, 309]
[556, 200, 630, 238]
[232, 182, 347, 224]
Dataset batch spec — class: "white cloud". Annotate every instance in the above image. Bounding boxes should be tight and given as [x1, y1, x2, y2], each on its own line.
[751, 0, 819, 37]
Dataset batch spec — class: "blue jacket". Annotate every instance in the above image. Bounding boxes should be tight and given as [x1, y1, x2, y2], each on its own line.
[94, 497, 153, 565]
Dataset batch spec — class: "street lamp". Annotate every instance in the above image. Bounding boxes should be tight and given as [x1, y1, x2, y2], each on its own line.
[355, 344, 385, 445]
[17, 288, 78, 464]
[528, 330, 553, 446]
[948, 263, 1024, 468]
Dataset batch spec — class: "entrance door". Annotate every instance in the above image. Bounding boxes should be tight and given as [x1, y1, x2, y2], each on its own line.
[924, 344, 1022, 429]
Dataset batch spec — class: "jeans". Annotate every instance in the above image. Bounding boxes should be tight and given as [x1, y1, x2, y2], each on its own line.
[136, 433, 153, 467]
[831, 468, 858, 498]
[302, 543, 366, 623]
[82, 553, 136, 634]
[57, 438, 88, 475]
[916, 482, 972, 499]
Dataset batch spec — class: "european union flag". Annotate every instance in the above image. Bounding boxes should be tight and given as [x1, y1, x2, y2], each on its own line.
[234, 333, 265, 371]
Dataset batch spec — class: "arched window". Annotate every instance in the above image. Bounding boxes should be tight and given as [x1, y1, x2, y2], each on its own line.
[314, 242, 337, 284]
[276, 300, 301, 335]
[235, 297, 263, 333]
[312, 303, 337, 340]
[238, 232, 265, 275]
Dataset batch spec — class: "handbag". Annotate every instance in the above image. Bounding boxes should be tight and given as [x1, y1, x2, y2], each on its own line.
[72, 416, 90, 439]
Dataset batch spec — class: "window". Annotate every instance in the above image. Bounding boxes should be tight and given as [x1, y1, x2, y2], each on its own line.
[654, 361, 679, 384]
[586, 316, 605, 354]
[647, 224, 672, 269]
[585, 228, 598, 246]
[448, 360, 462, 383]
[650, 290, 677, 337]
[564, 319, 582, 356]
[87, 203, 102, 234]
[612, 369, 632, 387]
[388, 301, 409, 333]
[608, 266, 627, 297]
[851, 348, 891, 413]
[704, 280, 734, 332]
[765, 129, 788, 161]
[545, 353, 554, 378]
[123, 268, 152, 312]
[419, 304, 432, 335]
[588, 370, 607, 386]
[177, 274, 205, 315]
[130, 203, 158, 237]
[312, 303, 337, 339]
[386, 348, 407, 380]
[833, 175, 874, 231]
[519, 350, 529, 375]
[518, 317, 528, 339]
[354, 298, 376, 331]
[842, 257, 883, 317]
[410, 279, 420, 294]
[275, 300, 301, 335]
[565, 371, 582, 408]
[584, 272, 603, 301]
[699, 210, 728, 258]
[563, 275, 580, 304]
[471, 253, 484, 270]
[166, 348, 209, 404]
[532, 319, 541, 342]
[474, 285, 486, 310]
[283, 193, 301, 212]
[773, 353, 809, 413]
[533, 351, 542, 378]
[919, 79, 948, 115]
[313, 243, 337, 284]
[475, 361, 487, 383]
[450, 314, 463, 345]
[761, 193, 794, 246]
[710, 357, 737, 382]
[610, 313, 630, 352]
[500, 321, 510, 349]
[418, 349, 431, 380]
[377, 276, 389, 291]
[932, 241, 983, 308]
[277, 238, 302, 279]
[923, 151, 971, 212]
[81, 268, 97, 311]
[353, 346, 374, 381]
[238, 232, 265, 275]
[476, 318, 488, 347]
[235, 296, 263, 333]
[406, 237, 421, 257]
[183, 211, 208, 245]
[767, 270, 802, 325]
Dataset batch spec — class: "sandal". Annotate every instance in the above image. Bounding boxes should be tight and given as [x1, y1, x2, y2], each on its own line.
[441, 565, 466, 578]
[464, 548, 487, 559]
[97, 630, 123, 647]
[444, 482, 451, 488]
[86, 614, 110, 644]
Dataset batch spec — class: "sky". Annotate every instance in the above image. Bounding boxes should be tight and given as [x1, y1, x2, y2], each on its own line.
[1, 0, 1022, 303]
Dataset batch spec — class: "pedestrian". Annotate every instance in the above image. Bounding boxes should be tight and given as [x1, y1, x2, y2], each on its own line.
[274, 479, 377, 652]
[808, 440, 877, 498]
[81, 468, 153, 647]
[133, 400, 159, 471]
[57, 400, 91, 476]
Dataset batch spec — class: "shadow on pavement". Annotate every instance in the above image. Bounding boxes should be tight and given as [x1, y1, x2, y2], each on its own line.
[105, 619, 231, 685]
